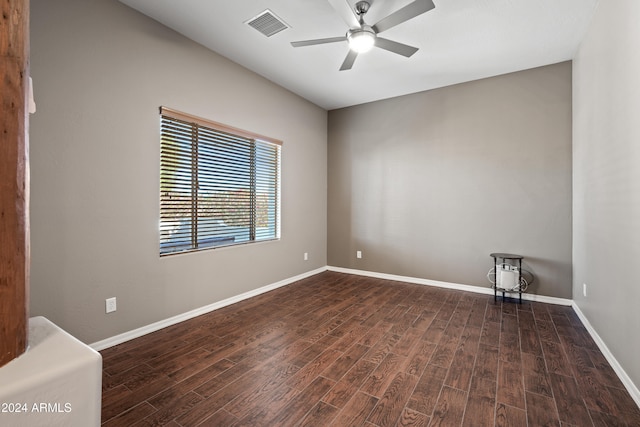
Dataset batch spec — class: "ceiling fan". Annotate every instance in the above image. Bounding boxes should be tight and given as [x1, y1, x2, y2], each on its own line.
[291, 0, 435, 71]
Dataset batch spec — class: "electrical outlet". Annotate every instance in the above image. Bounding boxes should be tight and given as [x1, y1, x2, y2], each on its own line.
[583, 283, 587, 297]
[106, 297, 117, 313]
[304, 252, 308, 261]
[356, 250, 362, 259]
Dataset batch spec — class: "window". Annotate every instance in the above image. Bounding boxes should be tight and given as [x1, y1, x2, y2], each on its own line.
[159, 107, 281, 256]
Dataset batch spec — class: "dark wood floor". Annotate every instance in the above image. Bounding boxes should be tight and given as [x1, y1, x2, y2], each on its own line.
[101, 271, 640, 426]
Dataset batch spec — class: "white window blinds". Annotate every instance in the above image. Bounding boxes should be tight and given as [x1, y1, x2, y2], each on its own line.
[159, 107, 281, 256]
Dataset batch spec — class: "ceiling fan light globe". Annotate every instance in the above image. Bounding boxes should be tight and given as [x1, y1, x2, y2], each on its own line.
[347, 28, 375, 53]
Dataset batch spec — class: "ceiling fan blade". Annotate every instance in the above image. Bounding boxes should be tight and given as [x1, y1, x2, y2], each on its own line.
[327, 0, 360, 29]
[339, 49, 358, 71]
[374, 37, 419, 57]
[372, 0, 435, 34]
[291, 36, 347, 47]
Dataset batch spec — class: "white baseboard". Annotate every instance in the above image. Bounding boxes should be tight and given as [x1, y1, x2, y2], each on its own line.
[89, 267, 327, 351]
[90, 265, 568, 352]
[327, 266, 573, 306]
[330, 266, 639, 407]
[90, 264, 638, 409]
[572, 302, 640, 408]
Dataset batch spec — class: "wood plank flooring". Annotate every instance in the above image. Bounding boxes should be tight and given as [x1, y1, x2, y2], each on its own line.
[101, 271, 640, 426]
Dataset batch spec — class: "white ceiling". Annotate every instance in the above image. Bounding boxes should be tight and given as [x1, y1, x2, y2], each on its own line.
[119, 0, 599, 110]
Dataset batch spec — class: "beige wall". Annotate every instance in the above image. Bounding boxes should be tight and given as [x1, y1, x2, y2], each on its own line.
[29, 0, 327, 344]
[573, 0, 640, 392]
[328, 62, 573, 298]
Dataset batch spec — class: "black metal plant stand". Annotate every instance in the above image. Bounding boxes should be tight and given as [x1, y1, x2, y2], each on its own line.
[490, 253, 523, 303]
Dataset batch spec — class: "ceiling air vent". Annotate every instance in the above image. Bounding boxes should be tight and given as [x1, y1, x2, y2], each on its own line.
[246, 9, 289, 37]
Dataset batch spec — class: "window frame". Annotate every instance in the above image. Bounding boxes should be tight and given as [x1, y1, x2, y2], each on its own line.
[159, 106, 282, 256]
